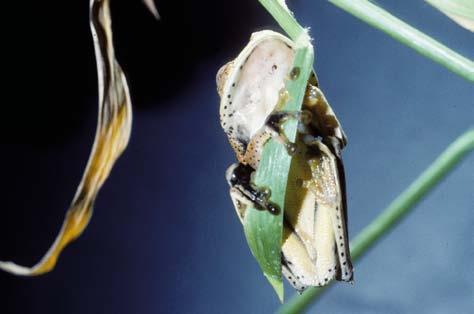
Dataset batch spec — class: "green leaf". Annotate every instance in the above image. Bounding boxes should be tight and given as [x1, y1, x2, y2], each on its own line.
[426, 0, 474, 31]
[242, 1, 314, 299]
[243, 45, 314, 302]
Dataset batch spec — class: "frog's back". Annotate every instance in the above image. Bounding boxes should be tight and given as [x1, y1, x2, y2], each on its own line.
[217, 31, 295, 164]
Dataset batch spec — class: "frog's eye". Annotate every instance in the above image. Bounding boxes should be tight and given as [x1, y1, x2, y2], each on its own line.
[225, 163, 239, 186]
[216, 61, 233, 97]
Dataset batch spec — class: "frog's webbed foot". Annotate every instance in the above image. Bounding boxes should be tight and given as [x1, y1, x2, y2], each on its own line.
[264, 110, 313, 155]
[225, 163, 280, 215]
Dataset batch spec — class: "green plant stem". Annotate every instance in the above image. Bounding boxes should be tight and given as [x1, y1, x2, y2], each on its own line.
[278, 128, 474, 314]
[328, 0, 474, 82]
[259, 0, 305, 41]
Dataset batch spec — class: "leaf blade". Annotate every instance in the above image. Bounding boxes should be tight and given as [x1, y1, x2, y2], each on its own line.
[243, 41, 314, 300]
[0, 0, 132, 275]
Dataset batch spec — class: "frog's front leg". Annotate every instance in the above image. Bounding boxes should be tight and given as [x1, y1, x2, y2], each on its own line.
[225, 163, 280, 215]
[262, 110, 313, 155]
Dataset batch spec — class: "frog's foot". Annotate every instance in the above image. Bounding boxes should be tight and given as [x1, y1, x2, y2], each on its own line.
[264, 110, 313, 155]
[226, 163, 280, 215]
[302, 134, 343, 159]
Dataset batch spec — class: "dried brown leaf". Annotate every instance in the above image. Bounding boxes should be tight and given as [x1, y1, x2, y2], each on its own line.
[0, 0, 132, 275]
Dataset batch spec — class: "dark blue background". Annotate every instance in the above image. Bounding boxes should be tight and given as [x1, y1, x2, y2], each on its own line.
[1, 1, 472, 313]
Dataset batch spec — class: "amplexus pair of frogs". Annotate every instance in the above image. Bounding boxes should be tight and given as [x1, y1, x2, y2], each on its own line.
[217, 30, 353, 292]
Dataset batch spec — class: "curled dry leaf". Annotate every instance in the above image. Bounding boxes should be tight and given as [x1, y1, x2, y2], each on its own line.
[0, 0, 132, 275]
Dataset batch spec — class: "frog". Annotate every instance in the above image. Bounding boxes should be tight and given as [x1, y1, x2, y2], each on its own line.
[217, 30, 353, 292]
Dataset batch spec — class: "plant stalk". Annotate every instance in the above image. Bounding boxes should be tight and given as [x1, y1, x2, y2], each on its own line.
[329, 0, 474, 82]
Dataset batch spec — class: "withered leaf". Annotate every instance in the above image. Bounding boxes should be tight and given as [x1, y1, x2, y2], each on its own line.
[0, 0, 132, 275]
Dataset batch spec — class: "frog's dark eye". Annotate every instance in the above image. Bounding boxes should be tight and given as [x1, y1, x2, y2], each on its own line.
[226, 163, 252, 187]
[233, 164, 253, 184]
[230, 173, 238, 185]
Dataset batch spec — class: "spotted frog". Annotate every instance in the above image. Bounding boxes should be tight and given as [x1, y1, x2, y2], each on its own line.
[217, 30, 353, 292]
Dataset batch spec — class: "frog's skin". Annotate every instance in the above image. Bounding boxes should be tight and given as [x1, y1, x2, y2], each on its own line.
[217, 30, 353, 292]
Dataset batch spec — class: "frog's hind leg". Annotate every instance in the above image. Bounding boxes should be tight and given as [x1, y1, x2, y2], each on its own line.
[281, 230, 315, 293]
[302, 136, 354, 283]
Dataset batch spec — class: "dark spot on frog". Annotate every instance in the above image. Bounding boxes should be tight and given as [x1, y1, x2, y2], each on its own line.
[236, 136, 249, 152]
[272, 64, 277, 71]
[290, 67, 300, 80]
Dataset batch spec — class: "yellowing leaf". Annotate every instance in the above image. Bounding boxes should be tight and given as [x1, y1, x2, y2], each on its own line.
[426, 0, 474, 31]
[0, 0, 132, 275]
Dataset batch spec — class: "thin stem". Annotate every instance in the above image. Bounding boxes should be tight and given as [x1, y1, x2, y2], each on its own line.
[328, 0, 474, 82]
[259, 0, 305, 41]
[278, 128, 474, 314]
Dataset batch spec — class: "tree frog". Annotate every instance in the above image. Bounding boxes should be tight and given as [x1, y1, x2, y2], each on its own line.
[217, 30, 353, 292]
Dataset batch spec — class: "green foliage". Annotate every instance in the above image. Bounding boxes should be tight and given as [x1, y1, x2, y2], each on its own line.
[243, 0, 314, 301]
